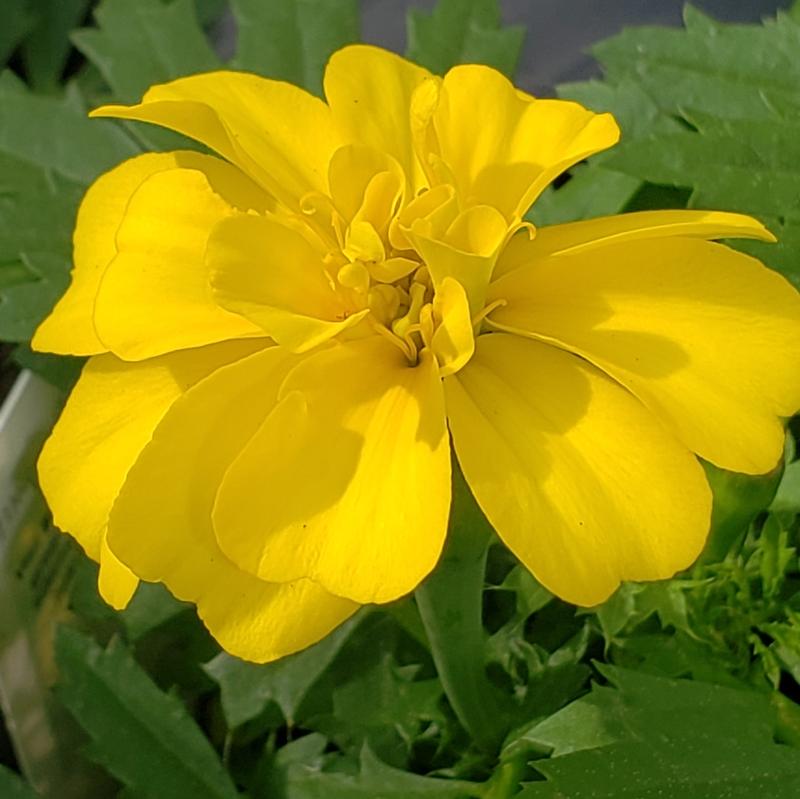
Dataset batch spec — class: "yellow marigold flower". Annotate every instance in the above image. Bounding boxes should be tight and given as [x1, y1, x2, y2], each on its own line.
[32, 46, 800, 662]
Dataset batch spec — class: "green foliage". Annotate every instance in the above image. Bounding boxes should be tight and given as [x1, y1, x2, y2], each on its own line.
[406, 0, 525, 78]
[560, 5, 800, 285]
[0, 765, 40, 799]
[231, 0, 360, 96]
[54, 626, 239, 799]
[20, 0, 92, 92]
[588, 455, 800, 693]
[265, 740, 482, 799]
[72, 0, 220, 103]
[205, 614, 364, 728]
[514, 667, 800, 798]
[0, 73, 138, 341]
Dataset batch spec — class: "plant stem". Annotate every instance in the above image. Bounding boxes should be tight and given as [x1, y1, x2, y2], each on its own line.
[415, 465, 513, 754]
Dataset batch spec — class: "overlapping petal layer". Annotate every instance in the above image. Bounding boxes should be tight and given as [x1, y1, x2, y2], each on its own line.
[105, 345, 357, 661]
[93, 162, 268, 360]
[213, 336, 451, 604]
[488, 234, 800, 474]
[91, 72, 342, 206]
[446, 334, 712, 606]
[208, 214, 368, 352]
[325, 45, 432, 194]
[420, 65, 620, 220]
[38, 339, 265, 606]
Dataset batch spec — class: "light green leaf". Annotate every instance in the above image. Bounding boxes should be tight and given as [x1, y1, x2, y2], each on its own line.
[0, 765, 40, 799]
[204, 614, 363, 728]
[231, 0, 359, 95]
[55, 627, 239, 799]
[406, 0, 525, 78]
[530, 78, 682, 227]
[283, 744, 482, 799]
[701, 460, 783, 561]
[771, 460, 800, 514]
[593, 6, 800, 120]
[72, 0, 221, 103]
[516, 667, 800, 798]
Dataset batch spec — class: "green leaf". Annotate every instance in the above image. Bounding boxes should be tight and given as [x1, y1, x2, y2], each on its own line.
[593, 7, 800, 121]
[415, 466, 514, 754]
[231, 0, 359, 95]
[588, 8, 800, 286]
[516, 667, 800, 798]
[701, 460, 783, 561]
[0, 765, 40, 799]
[21, 0, 92, 92]
[55, 626, 239, 799]
[327, 654, 445, 765]
[0, 76, 138, 340]
[204, 614, 363, 728]
[406, 0, 525, 78]
[283, 744, 482, 799]
[771, 459, 800, 514]
[0, 0, 37, 66]
[530, 78, 682, 227]
[72, 0, 221, 103]
[11, 343, 83, 391]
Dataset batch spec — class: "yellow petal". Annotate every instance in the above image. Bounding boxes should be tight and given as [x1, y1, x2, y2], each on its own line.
[106, 345, 356, 662]
[446, 334, 712, 606]
[324, 45, 432, 193]
[38, 340, 264, 563]
[208, 214, 368, 352]
[32, 152, 237, 355]
[91, 71, 342, 207]
[488, 237, 800, 474]
[431, 277, 474, 377]
[409, 205, 507, 315]
[429, 64, 619, 220]
[98, 536, 138, 610]
[493, 209, 776, 280]
[213, 337, 451, 604]
[94, 164, 266, 360]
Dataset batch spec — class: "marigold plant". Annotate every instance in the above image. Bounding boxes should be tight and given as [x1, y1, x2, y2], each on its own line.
[33, 45, 800, 662]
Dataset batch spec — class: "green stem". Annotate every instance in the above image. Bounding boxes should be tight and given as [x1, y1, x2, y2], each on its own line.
[415, 465, 513, 754]
[484, 751, 529, 799]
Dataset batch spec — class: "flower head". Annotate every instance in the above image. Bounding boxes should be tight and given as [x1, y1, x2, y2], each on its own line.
[33, 46, 800, 662]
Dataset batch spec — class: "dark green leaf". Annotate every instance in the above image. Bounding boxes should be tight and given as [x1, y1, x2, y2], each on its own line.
[55, 626, 239, 799]
[327, 654, 445, 765]
[0, 0, 37, 66]
[11, 343, 83, 391]
[415, 466, 514, 753]
[406, 0, 525, 78]
[516, 667, 800, 798]
[0, 765, 40, 799]
[72, 0, 221, 103]
[21, 0, 91, 92]
[205, 614, 363, 728]
[283, 745, 481, 799]
[231, 0, 359, 95]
